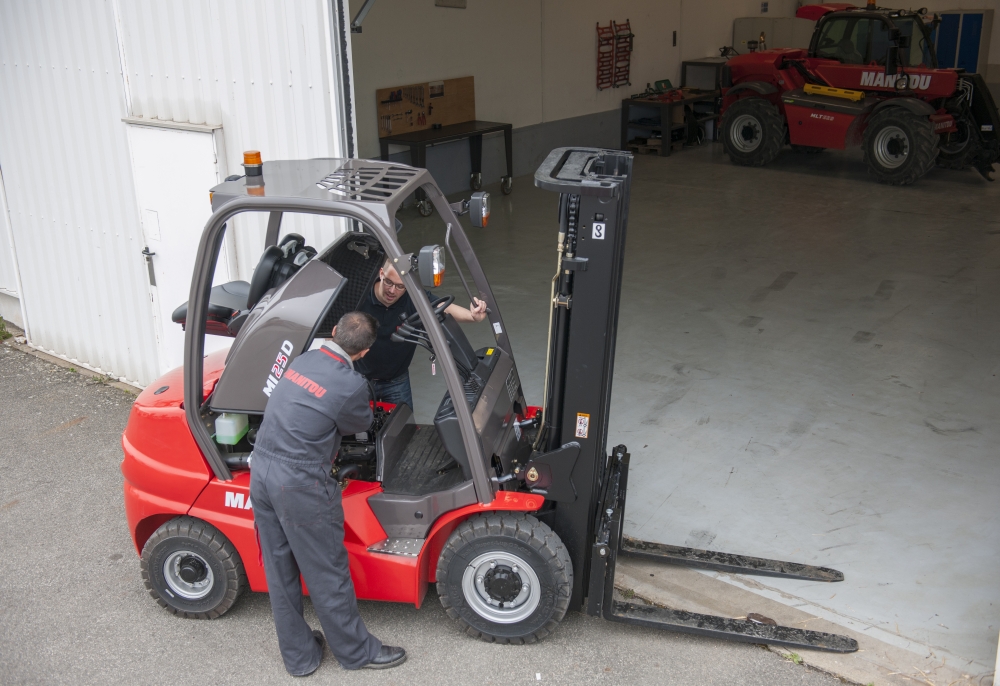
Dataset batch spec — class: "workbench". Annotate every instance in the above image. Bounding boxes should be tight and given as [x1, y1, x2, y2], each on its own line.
[620, 90, 719, 157]
[379, 120, 513, 213]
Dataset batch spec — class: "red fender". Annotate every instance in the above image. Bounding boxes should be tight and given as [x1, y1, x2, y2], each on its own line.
[418, 490, 545, 592]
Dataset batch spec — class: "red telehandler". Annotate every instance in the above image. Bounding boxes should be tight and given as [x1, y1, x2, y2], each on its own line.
[720, 4, 1000, 185]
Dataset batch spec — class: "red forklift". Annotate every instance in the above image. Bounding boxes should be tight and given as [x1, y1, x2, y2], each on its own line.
[122, 148, 857, 652]
[720, 4, 1000, 184]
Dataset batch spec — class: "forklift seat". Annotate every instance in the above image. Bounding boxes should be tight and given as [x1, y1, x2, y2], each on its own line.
[171, 280, 250, 337]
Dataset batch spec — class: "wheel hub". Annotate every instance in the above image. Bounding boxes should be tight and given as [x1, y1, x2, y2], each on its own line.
[729, 114, 763, 153]
[178, 555, 208, 584]
[462, 551, 542, 624]
[483, 566, 522, 603]
[163, 550, 214, 600]
[872, 125, 910, 169]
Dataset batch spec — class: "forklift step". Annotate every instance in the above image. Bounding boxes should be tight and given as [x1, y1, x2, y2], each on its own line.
[621, 536, 844, 583]
[608, 601, 859, 653]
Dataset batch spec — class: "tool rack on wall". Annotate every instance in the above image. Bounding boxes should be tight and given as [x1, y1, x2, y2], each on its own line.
[613, 20, 633, 88]
[597, 20, 634, 90]
[597, 22, 615, 90]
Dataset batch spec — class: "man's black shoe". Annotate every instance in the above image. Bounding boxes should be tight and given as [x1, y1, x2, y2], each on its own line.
[362, 645, 406, 669]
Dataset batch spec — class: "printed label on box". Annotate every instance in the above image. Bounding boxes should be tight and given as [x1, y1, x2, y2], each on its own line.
[575, 413, 590, 439]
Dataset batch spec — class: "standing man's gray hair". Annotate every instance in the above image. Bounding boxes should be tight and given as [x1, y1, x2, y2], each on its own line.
[333, 312, 377, 355]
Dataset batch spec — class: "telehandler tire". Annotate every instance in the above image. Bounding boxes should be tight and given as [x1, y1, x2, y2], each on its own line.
[437, 512, 572, 644]
[721, 97, 786, 166]
[862, 107, 938, 185]
[141, 516, 246, 619]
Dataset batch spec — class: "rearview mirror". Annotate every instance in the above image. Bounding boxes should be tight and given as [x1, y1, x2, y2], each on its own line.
[418, 245, 445, 288]
[885, 27, 900, 76]
[470, 191, 490, 228]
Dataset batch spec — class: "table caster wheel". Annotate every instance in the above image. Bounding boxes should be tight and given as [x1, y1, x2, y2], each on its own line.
[470, 172, 482, 191]
[417, 199, 434, 217]
[500, 176, 512, 195]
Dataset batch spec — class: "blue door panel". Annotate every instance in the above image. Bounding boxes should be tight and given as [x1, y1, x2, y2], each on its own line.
[957, 13, 983, 73]
[936, 13, 960, 69]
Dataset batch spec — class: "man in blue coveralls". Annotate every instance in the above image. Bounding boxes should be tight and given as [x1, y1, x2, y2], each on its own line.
[250, 311, 406, 675]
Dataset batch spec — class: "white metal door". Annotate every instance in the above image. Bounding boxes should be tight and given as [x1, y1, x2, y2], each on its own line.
[126, 124, 235, 374]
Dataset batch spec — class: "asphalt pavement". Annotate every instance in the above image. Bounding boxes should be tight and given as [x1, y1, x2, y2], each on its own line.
[0, 343, 847, 685]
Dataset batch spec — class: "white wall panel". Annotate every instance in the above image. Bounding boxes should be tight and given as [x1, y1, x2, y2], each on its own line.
[0, 168, 20, 297]
[118, 0, 352, 281]
[0, 0, 159, 385]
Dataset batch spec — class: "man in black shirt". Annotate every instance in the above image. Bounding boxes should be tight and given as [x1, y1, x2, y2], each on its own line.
[356, 259, 486, 409]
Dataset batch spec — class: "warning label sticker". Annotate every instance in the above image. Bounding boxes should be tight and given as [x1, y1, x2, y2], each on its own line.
[575, 413, 590, 439]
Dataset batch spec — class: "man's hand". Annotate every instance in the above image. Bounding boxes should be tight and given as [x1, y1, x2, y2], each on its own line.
[445, 297, 488, 323]
[468, 297, 487, 322]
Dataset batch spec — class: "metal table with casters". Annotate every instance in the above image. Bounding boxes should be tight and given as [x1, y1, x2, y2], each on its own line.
[379, 120, 513, 215]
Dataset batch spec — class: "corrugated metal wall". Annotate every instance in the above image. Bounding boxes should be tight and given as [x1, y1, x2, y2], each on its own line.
[0, 0, 160, 385]
[117, 0, 352, 281]
[0, 0, 352, 385]
[0, 168, 20, 297]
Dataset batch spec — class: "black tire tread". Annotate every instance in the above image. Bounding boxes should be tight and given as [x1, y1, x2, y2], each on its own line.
[721, 97, 786, 167]
[862, 107, 938, 185]
[140, 516, 247, 620]
[436, 513, 572, 645]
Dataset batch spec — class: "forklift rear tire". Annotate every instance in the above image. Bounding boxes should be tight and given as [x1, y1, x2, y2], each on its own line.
[862, 107, 938, 185]
[437, 513, 572, 644]
[140, 516, 246, 619]
[721, 97, 785, 167]
[417, 199, 434, 217]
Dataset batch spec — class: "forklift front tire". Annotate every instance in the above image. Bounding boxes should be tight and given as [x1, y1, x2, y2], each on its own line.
[437, 513, 572, 644]
[140, 516, 246, 619]
[417, 199, 434, 217]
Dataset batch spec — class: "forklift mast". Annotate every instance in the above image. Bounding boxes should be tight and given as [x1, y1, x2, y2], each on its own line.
[532, 148, 858, 653]
[533, 148, 633, 609]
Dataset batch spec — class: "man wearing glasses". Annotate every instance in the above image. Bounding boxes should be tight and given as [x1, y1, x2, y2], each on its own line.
[356, 259, 486, 409]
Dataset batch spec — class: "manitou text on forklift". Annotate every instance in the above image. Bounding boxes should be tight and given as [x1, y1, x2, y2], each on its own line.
[121, 148, 858, 652]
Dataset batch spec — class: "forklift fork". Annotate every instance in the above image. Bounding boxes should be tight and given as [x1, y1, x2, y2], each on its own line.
[587, 446, 859, 654]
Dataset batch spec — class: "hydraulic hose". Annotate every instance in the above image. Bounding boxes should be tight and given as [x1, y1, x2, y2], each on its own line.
[533, 194, 568, 451]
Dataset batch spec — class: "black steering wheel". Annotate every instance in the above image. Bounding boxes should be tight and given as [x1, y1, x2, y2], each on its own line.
[403, 295, 454, 331]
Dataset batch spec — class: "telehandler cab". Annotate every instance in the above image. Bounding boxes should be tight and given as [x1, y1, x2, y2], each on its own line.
[122, 149, 857, 652]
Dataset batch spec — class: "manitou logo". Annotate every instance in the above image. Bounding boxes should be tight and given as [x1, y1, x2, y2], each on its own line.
[263, 340, 294, 397]
[225, 491, 253, 510]
[860, 71, 932, 90]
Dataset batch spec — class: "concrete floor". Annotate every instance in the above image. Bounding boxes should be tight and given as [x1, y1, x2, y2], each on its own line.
[0, 344, 845, 685]
[402, 142, 1000, 678]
